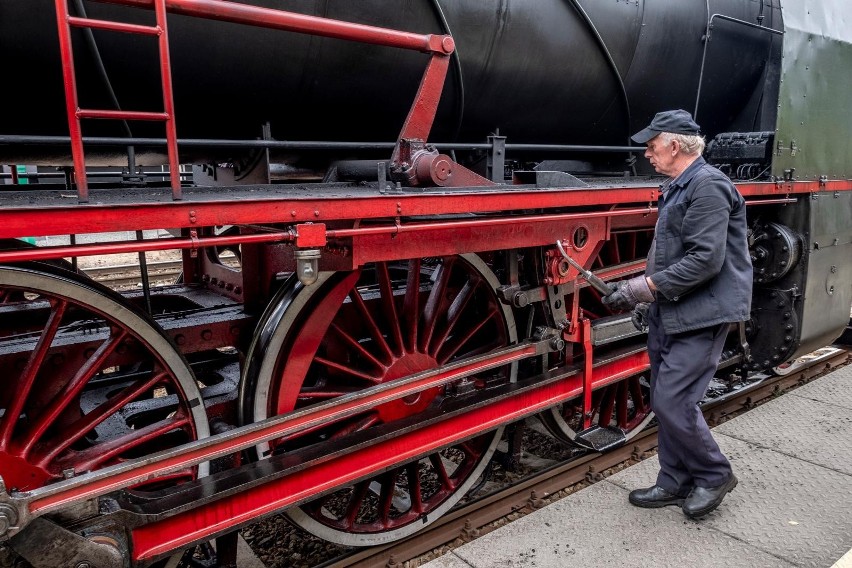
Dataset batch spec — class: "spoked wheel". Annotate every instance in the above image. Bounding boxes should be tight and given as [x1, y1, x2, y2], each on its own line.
[0, 265, 209, 493]
[240, 254, 517, 546]
[539, 230, 654, 445]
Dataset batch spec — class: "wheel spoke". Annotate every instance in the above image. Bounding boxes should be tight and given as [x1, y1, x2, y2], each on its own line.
[630, 377, 649, 415]
[419, 258, 454, 352]
[329, 322, 386, 372]
[328, 414, 380, 441]
[378, 471, 398, 525]
[376, 262, 404, 357]
[343, 481, 371, 528]
[34, 371, 168, 466]
[406, 462, 423, 514]
[428, 276, 475, 357]
[18, 329, 128, 457]
[314, 356, 383, 383]
[348, 288, 394, 365]
[437, 306, 498, 365]
[402, 259, 421, 353]
[458, 440, 483, 460]
[429, 453, 454, 491]
[57, 413, 191, 473]
[0, 298, 68, 450]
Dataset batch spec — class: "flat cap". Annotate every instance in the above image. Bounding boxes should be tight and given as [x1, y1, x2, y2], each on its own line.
[631, 109, 701, 144]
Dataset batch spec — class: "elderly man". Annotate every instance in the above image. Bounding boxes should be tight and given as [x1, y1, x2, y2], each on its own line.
[603, 109, 753, 518]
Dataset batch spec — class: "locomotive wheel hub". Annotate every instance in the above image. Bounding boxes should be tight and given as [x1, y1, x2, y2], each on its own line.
[0, 453, 51, 491]
[375, 352, 440, 422]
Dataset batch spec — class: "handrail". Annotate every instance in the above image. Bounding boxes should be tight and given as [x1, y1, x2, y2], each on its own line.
[90, 0, 454, 54]
[694, 13, 784, 120]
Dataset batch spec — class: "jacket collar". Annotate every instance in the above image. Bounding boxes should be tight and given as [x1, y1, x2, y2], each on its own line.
[667, 156, 705, 191]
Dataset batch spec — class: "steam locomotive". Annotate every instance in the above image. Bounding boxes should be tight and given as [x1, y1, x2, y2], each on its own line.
[0, 1, 849, 566]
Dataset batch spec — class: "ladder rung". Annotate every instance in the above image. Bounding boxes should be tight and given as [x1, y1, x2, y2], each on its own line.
[67, 16, 161, 36]
[77, 109, 170, 121]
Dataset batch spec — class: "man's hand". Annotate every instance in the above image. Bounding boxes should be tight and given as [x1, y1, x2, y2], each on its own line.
[602, 275, 655, 311]
[631, 303, 650, 332]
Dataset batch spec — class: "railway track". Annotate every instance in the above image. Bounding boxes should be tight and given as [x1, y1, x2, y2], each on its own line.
[312, 346, 851, 568]
[83, 260, 184, 288]
[83, 258, 239, 289]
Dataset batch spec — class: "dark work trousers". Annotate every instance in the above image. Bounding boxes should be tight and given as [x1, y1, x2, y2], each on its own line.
[646, 302, 732, 496]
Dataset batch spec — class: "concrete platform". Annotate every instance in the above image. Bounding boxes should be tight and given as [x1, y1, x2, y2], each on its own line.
[423, 363, 852, 568]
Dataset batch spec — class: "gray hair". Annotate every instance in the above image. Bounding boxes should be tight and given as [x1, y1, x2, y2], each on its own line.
[660, 132, 706, 155]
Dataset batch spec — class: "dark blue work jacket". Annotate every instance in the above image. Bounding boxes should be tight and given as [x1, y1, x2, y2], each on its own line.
[647, 157, 753, 334]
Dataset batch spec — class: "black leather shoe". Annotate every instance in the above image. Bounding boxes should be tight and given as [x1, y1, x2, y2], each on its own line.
[682, 475, 738, 518]
[628, 485, 686, 508]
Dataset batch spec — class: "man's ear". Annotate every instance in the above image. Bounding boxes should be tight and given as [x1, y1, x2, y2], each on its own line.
[670, 139, 680, 156]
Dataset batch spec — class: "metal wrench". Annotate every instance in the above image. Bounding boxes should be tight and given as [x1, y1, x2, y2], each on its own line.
[555, 240, 613, 296]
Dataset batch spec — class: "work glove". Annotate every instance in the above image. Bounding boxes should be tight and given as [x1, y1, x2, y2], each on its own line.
[631, 302, 650, 332]
[602, 275, 655, 312]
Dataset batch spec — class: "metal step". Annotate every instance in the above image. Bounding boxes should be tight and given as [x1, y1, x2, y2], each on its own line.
[572, 425, 627, 452]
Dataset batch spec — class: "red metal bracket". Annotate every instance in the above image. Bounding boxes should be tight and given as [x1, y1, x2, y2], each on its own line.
[543, 219, 610, 286]
[293, 223, 327, 248]
[389, 53, 496, 188]
[188, 228, 199, 257]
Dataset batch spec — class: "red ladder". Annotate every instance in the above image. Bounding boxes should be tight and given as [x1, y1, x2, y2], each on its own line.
[54, 0, 182, 202]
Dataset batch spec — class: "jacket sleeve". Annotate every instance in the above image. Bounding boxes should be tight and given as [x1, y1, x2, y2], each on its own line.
[650, 175, 734, 301]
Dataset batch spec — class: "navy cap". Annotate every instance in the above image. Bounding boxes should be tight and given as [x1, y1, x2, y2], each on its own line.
[631, 109, 701, 144]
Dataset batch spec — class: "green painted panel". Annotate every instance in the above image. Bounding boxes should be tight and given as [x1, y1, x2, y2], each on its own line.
[775, 1, 852, 180]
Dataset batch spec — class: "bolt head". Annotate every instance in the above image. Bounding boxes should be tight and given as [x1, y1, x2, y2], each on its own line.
[433, 158, 452, 181]
[0, 504, 18, 537]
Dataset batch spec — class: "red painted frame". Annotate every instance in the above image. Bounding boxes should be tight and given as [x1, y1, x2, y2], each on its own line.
[0, 181, 838, 242]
